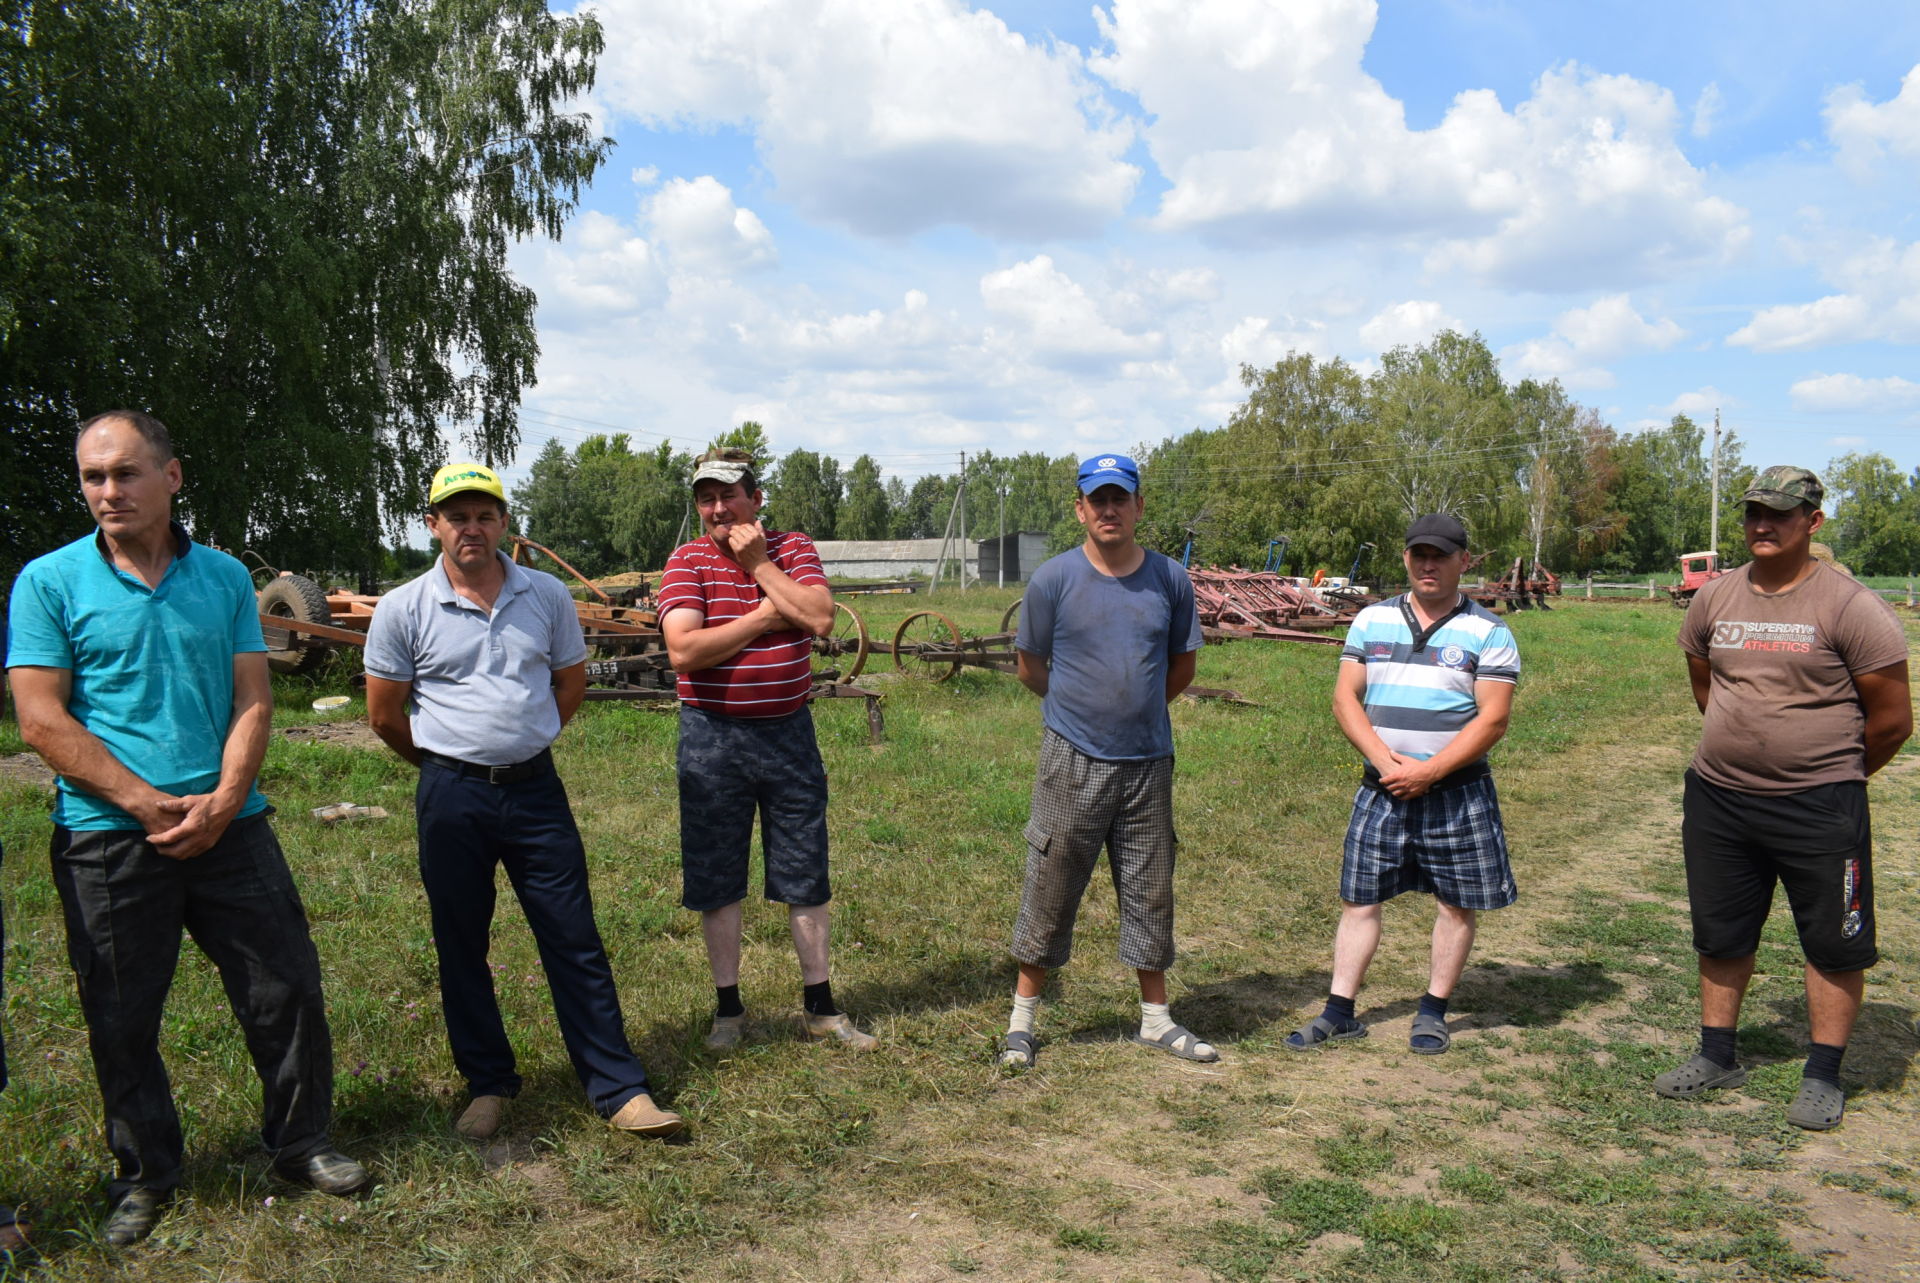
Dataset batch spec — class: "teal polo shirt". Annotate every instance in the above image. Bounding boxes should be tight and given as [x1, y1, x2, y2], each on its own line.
[5, 523, 270, 830]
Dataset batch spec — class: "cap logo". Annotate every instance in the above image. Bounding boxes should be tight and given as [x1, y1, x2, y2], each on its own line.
[1098, 457, 1117, 468]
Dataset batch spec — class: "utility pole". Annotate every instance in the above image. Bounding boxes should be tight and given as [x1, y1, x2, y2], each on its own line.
[958, 451, 968, 590]
[997, 483, 1006, 589]
[1709, 408, 1721, 555]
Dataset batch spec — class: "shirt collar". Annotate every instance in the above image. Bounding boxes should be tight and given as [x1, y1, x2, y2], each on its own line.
[431, 549, 526, 606]
[93, 520, 191, 566]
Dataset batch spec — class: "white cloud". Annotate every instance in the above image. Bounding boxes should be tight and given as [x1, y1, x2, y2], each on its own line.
[980, 255, 1165, 369]
[584, 0, 1139, 238]
[1788, 372, 1920, 413]
[1358, 300, 1464, 351]
[1690, 82, 1722, 139]
[1661, 387, 1727, 419]
[1220, 316, 1328, 372]
[644, 176, 777, 274]
[511, 210, 665, 321]
[630, 165, 660, 187]
[1726, 235, 1920, 351]
[1501, 294, 1685, 388]
[1089, 1, 1746, 288]
[1825, 63, 1920, 178]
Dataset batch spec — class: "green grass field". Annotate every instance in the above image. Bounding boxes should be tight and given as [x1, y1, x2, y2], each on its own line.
[1, 593, 1916, 1280]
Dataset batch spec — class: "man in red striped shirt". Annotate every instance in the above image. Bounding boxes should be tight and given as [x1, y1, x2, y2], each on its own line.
[659, 449, 877, 1053]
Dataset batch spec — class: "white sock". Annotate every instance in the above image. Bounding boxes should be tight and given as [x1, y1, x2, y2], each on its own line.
[1008, 994, 1041, 1035]
[1140, 1002, 1215, 1056]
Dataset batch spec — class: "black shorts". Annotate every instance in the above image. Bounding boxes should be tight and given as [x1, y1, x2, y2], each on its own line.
[1681, 769, 1875, 972]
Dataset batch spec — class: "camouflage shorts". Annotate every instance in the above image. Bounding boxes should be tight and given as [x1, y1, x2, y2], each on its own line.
[677, 704, 830, 912]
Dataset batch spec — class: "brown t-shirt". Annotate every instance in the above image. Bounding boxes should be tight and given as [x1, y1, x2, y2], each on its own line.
[1678, 561, 1909, 795]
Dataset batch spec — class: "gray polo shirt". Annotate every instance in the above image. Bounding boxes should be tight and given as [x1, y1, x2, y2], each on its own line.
[364, 553, 589, 766]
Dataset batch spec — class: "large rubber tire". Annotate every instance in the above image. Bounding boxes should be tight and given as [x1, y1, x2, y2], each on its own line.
[259, 574, 332, 675]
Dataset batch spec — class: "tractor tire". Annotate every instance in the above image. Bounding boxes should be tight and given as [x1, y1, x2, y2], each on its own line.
[259, 574, 332, 675]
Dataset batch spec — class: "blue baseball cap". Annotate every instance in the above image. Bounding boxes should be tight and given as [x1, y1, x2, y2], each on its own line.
[1077, 453, 1140, 494]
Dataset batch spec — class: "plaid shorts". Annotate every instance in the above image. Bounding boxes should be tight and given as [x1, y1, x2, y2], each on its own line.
[1340, 775, 1516, 910]
[1011, 730, 1177, 971]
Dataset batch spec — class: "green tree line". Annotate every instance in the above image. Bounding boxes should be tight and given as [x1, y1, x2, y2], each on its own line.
[515, 333, 1920, 582]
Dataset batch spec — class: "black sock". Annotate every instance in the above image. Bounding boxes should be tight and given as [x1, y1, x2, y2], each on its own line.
[1418, 992, 1450, 1021]
[1699, 1024, 1737, 1069]
[1804, 1041, 1846, 1086]
[1322, 993, 1357, 1024]
[715, 985, 745, 1019]
[803, 981, 839, 1017]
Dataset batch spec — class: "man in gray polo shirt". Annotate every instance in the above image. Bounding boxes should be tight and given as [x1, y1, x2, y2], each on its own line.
[365, 462, 680, 1140]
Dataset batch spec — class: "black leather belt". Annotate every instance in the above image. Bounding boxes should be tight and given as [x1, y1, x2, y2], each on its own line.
[421, 748, 554, 785]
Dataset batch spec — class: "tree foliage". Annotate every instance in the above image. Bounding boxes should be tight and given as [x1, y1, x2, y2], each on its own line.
[0, 0, 608, 590]
[511, 435, 692, 576]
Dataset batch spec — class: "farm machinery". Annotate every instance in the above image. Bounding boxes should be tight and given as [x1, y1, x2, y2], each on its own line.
[1663, 551, 1723, 608]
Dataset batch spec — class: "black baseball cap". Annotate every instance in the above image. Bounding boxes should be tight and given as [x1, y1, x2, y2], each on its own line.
[1404, 513, 1468, 555]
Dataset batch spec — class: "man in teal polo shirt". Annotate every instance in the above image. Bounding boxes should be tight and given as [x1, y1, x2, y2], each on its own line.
[6, 410, 365, 1246]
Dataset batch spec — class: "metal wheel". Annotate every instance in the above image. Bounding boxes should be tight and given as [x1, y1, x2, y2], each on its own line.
[892, 609, 963, 682]
[999, 597, 1023, 634]
[813, 601, 871, 684]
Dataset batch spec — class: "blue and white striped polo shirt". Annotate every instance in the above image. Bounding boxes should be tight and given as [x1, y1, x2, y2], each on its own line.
[1340, 594, 1520, 762]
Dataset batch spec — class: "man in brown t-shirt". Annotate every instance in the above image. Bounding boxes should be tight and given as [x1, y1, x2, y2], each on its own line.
[1658, 466, 1910, 1130]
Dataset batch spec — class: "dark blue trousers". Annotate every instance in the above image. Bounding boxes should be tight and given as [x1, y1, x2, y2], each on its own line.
[415, 760, 649, 1117]
[49, 815, 336, 1201]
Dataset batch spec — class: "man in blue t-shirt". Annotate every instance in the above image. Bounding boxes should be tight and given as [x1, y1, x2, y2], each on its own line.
[6, 411, 364, 1246]
[996, 454, 1211, 1070]
[1286, 513, 1520, 1057]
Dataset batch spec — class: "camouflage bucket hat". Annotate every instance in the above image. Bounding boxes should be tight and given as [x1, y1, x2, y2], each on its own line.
[1742, 465, 1823, 511]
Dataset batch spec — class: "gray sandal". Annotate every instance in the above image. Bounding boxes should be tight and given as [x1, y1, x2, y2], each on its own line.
[1409, 1011, 1451, 1055]
[1133, 1024, 1219, 1063]
[1786, 1078, 1845, 1130]
[1654, 1054, 1747, 1099]
[1285, 1013, 1368, 1052]
[997, 1030, 1037, 1070]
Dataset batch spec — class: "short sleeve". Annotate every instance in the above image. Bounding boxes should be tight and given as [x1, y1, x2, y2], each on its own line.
[1834, 590, 1908, 676]
[655, 546, 707, 617]
[5, 563, 74, 669]
[548, 580, 589, 669]
[1677, 591, 1711, 657]
[1169, 563, 1202, 654]
[775, 533, 828, 587]
[1016, 565, 1057, 658]
[1340, 610, 1372, 664]
[1476, 623, 1520, 685]
[362, 593, 416, 681]
[227, 558, 267, 654]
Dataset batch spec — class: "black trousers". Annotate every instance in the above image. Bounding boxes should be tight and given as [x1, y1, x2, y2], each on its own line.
[415, 759, 650, 1117]
[50, 814, 336, 1201]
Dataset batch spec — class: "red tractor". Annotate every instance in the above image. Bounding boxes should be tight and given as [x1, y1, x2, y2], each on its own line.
[1665, 550, 1724, 608]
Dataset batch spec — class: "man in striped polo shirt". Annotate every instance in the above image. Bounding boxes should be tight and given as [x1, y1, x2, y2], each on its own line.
[659, 449, 877, 1052]
[1287, 513, 1520, 1056]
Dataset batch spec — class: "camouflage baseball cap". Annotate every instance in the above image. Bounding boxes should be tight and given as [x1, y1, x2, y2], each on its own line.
[1742, 465, 1823, 511]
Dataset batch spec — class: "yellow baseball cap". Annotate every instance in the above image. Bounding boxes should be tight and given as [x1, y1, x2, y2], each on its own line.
[429, 462, 506, 506]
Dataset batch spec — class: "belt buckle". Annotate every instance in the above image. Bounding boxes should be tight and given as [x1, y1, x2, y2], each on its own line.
[487, 763, 514, 785]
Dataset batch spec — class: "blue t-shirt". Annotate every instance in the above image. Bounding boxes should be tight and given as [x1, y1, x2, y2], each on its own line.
[6, 525, 269, 830]
[1339, 593, 1520, 762]
[362, 553, 589, 766]
[1016, 548, 1202, 762]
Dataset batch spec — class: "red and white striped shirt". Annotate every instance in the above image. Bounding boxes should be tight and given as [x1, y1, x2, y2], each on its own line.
[656, 531, 826, 718]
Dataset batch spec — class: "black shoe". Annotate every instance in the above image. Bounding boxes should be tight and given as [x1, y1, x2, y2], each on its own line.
[275, 1148, 370, 1196]
[104, 1187, 169, 1247]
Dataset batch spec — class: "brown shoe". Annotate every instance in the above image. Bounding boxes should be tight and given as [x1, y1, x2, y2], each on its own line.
[801, 1011, 878, 1052]
[705, 1013, 746, 1051]
[609, 1093, 684, 1137]
[454, 1095, 507, 1140]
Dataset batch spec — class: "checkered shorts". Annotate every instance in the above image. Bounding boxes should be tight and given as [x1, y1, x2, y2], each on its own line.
[1340, 775, 1516, 910]
[1011, 730, 1177, 971]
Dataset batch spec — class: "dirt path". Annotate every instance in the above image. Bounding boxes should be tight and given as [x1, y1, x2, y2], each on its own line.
[700, 740, 1920, 1281]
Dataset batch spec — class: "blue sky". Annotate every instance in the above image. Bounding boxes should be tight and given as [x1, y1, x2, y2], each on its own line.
[497, 0, 1920, 496]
